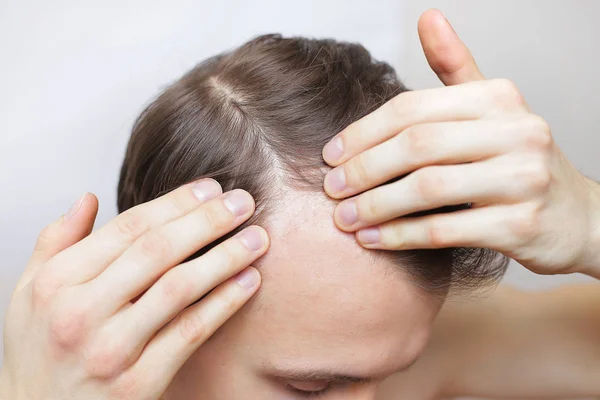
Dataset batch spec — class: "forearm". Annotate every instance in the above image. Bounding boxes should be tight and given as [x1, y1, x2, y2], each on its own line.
[0, 368, 9, 400]
[434, 284, 600, 398]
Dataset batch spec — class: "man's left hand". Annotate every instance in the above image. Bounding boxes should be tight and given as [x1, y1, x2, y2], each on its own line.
[322, 9, 600, 277]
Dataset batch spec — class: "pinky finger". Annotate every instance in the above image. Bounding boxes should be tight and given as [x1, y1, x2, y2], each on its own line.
[122, 266, 261, 396]
[356, 204, 526, 252]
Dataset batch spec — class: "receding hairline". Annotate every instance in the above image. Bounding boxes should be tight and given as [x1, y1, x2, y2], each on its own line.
[117, 33, 509, 297]
[241, 188, 442, 309]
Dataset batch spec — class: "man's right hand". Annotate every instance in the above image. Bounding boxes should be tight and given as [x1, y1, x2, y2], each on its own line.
[0, 178, 268, 400]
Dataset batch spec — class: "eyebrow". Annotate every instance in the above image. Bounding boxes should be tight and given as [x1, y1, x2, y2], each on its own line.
[270, 368, 371, 384]
[268, 358, 419, 384]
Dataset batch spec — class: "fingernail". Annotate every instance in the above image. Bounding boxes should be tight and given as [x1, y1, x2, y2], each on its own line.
[235, 267, 260, 289]
[64, 193, 87, 220]
[192, 179, 222, 202]
[224, 190, 252, 216]
[325, 167, 347, 194]
[358, 227, 380, 244]
[236, 227, 266, 251]
[323, 136, 344, 163]
[337, 200, 358, 226]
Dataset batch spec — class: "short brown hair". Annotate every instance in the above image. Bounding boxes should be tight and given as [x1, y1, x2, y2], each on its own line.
[118, 34, 508, 296]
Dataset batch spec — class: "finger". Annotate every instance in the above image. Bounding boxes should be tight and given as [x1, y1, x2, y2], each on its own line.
[418, 9, 485, 85]
[84, 189, 256, 315]
[324, 119, 521, 199]
[322, 79, 528, 167]
[354, 204, 523, 251]
[333, 155, 539, 232]
[123, 266, 261, 397]
[17, 193, 98, 292]
[48, 178, 222, 286]
[108, 225, 268, 350]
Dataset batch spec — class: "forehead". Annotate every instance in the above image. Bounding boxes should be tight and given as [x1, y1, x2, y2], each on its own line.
[236, 191, 441, 375]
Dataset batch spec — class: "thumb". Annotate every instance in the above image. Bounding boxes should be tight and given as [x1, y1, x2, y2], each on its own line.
[18, 192, 99, 291]
[418, 9, 485, 85]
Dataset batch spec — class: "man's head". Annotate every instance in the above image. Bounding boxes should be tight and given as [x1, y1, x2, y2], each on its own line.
[118, 34, 508, 398]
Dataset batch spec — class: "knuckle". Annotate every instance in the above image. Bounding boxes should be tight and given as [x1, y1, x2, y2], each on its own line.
[34, 224, 58, 253]
[48, 306, 88, 350]
[507, 203, 542, 240]
[491, 78, 519, 97]
[84, 337, 130, 378]
[164, 196, 188, 220]
[390, 91, 410, 116]
[219, 241, 240, 269]
[490, 78, 526, 108]
[158, 272, 193, 308]
[177, 311, 207, 344]
[414, 167, 447, 201]
[492, 78, 518, 94]
[219, 296, 239, 316]
[348, 154, 371, 185]
[518, 158, 552, 193]
[357, 192, 379, 224]
[112, 372, 144, 400]
[136, 229, 172, 261]
[114, 211, 149, 242]
[199, 205, 226, 232]
[427, 220, 453, 247]
[523, 115, 553, 150]
[404, 125, 437, 162]
[383, 224, 405, 249]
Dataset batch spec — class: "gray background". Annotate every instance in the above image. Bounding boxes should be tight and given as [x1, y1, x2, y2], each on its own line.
[1, 0, 598, 381]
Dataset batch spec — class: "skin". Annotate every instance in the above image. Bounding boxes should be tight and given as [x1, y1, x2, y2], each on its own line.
[323, 10, 600, 278]
[163, 192, 441, 399]
[0, 182, 270, 400]
[326, 9, 600, 398]
[1, 8, 600, 400]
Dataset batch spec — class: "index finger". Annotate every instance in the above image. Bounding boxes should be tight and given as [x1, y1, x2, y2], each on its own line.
[48, 178, 223, 286]
[322, 79, 525, 167]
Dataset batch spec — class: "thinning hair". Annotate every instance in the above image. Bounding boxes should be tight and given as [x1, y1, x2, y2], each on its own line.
[118, 34, 508, 296]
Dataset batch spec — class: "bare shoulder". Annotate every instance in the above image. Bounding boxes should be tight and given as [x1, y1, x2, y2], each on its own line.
[376, 283, 600, 399]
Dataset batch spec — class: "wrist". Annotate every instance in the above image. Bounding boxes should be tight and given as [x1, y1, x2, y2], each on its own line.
[580, 177, 600, 279]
